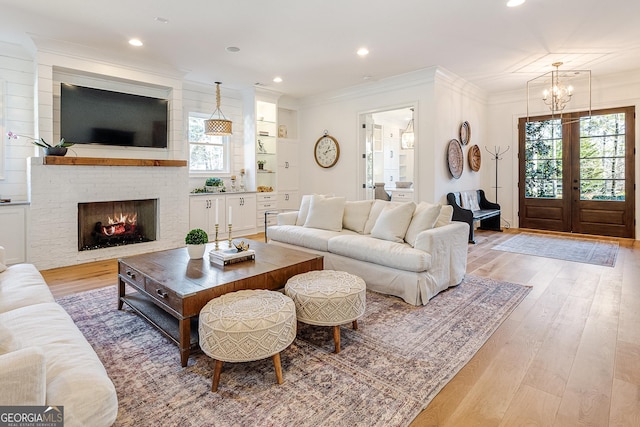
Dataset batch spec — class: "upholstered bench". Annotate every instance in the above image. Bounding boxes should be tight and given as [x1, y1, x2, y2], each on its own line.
[447, 190, 501, 243]
[285, 270, 366, 353]
[198, 290, 297, 392]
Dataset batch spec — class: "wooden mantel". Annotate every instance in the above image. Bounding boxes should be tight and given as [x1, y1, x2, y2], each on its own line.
[42, 156, 187, 167]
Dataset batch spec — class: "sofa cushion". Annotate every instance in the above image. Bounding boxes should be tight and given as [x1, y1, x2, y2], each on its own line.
[435, 205, 454, 227]
[343, 200, 373, 234]
[296, 194, 314, 226]
[0, 302, 118, 427]
[304, 195, 345, 232]
[328, 235, 431, 272]
[404, 202, 441, 247]
[0, 264, 55, 314]
[460, 190, 481, 212]
[371, 202, 416, 243]
[268, 225, 354, 252]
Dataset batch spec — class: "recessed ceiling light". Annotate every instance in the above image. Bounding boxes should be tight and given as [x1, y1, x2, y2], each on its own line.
[129, 38, 143, 47]
[226, 46, 240, 53]
[357, 47, 369, 57]
[506, 0, 526, 7]
[273, 77, 283, 83]
[154, 17, 169, 24]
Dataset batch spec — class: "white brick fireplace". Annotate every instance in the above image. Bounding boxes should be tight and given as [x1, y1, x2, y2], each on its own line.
[28, 157, 189, 270]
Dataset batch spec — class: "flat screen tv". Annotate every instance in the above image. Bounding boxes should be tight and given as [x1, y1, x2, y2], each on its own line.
[60, 83, 168, 148]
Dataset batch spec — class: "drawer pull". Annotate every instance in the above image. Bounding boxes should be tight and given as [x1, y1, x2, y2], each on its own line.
[156, 289, 168, 299]
[126, 270, 136, 279]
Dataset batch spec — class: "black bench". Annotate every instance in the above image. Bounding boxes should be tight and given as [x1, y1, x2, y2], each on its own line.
[447, 190, 501, 243]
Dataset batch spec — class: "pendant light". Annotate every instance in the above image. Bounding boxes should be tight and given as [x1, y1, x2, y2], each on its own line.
[401, 108, 415, 148]
[204, 82, 232, 135]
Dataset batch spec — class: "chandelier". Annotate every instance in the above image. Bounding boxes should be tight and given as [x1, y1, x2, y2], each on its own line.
[526, 61, 591, 122]
[204, 82, 232, 136]
[401, 108, 414, 148]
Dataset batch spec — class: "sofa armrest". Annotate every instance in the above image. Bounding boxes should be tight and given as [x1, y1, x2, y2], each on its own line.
[277, 211, 298, 226]
[414, 222, 469, 287]
[0, 246, 5, 266]
[478, 189, 500, 210]
[0, 346, 47, 405]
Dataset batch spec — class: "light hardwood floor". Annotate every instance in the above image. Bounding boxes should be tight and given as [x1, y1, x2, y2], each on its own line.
[41, 230, 640, 426]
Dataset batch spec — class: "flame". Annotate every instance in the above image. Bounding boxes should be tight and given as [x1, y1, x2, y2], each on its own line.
[107, 212, 137, 225]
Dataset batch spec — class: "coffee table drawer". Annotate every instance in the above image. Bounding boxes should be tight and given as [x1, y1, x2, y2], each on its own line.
[119, 264, 145, 289]
[145, 279, 182, 314]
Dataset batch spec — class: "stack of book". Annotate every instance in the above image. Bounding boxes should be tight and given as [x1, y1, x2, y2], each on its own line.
[209, 248, 255, 267]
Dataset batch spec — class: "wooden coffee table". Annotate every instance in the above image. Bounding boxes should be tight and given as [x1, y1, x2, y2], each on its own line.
[118, 240, 323, 366]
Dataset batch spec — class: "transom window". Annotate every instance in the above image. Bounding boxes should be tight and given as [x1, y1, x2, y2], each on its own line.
[188, 112, 229, 173]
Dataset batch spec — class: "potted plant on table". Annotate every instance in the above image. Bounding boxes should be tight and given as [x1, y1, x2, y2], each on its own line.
[205, 177, 224, 193]
[185, 228, 209, 259]
[257, 160, 266, 170]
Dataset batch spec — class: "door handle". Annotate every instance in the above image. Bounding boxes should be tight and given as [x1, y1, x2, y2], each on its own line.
[573, 187, 579, 190]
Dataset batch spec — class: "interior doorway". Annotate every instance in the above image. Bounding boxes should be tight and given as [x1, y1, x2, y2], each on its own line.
[518, 106, 635, 238]
[360, 107, 416, 200]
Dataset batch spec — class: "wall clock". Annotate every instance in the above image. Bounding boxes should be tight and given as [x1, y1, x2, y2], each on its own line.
[314, 133, 340, 168]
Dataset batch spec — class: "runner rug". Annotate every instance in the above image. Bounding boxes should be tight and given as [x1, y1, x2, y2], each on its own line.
[57, 275, 530, 427]
[492, 232, 619, 267]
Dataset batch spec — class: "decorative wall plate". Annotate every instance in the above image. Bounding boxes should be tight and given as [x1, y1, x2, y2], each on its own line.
[447, 139, 464, 179]
[468, 144, 481, 171]
[459, 121, 470, 145]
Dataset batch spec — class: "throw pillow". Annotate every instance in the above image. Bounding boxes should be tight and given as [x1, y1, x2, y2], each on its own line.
[364, 200, 401, 235]
[370, 202, 416, 243]
[404, 202, 442, 247]
[0, 323, 16, 355]
[343, 200, 373, 234]
[461, 191, 481, 212]
[303, 195, 346, 231]
[435, 205, 454, 227]
[295, 194, 315, 226]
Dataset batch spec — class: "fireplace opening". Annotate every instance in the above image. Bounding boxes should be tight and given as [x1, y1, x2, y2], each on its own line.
[78, 199, 158, 251]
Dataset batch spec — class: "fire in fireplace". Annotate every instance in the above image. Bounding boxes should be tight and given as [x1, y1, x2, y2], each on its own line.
[78, 199, 157, 251]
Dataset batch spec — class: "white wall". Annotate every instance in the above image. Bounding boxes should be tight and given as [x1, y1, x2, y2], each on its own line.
[487, 69, 640, 238]
[298, 67, 488, 205]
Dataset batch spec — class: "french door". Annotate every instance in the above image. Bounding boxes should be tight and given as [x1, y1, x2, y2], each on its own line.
[518, 106, 635, 238]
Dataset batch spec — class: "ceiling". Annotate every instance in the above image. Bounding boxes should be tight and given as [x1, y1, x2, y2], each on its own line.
[2, 0, 640, 99]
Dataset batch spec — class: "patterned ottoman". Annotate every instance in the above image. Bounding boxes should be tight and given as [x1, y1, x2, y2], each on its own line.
[198, 289, 297, 392]
[285, 270, 366, 353]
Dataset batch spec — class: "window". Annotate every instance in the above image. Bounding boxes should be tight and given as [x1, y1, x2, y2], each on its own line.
[188, 113, 229, 173]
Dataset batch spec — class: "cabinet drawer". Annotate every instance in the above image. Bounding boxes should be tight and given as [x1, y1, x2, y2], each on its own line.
[144, 279, 182, 314]
[119, 263, 145, 289]
[258, 201, 277, 210]
[257, 193, 277, 202]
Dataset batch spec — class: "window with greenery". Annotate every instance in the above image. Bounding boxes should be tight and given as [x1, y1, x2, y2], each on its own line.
[188, 113, 229, 173]
[579, 113, 626, 200]
[524, 119, 563, 198]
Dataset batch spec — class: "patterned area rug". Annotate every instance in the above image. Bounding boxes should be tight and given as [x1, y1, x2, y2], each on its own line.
[57, 276, 530, 427]
[492, 232, 619, 267]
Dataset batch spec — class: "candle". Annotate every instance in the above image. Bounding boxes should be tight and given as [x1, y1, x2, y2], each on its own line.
[215, 198, 219, 225]
[228, 206, 232, 225]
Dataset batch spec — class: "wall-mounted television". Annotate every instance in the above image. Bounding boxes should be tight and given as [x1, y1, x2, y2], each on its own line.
[60, 83, 168, 148]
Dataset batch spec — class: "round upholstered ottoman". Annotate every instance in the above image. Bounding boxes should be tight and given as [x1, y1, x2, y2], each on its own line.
[285, 270, 366, 353]
[199, 289, 296, 392]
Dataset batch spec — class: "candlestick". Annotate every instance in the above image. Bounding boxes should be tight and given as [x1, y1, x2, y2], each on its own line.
[228, 206, 232, 225]
[214, 223, 219, 250]
[228, 224, 233, 247]
[215, 198, 219, 225]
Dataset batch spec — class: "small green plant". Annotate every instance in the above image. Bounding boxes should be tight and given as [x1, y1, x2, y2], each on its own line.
[185, 228, 208, 245]
[257, 160, 266, 165]
[205, 177, 223, 187]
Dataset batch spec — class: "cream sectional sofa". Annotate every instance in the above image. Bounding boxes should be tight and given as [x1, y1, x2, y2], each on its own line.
[0, 246, 118, 427]
[267, 195, 470, 305]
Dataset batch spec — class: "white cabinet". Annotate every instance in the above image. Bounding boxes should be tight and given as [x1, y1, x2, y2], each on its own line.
[0, 204, 27, 264]
[257, 193, 279, 228]
[278, 191, 300, 210]
[390, 189, 414, 202]
[226, 194, 257, 234]
[189, 195, 226, 240]
[277, 139, 299, 191]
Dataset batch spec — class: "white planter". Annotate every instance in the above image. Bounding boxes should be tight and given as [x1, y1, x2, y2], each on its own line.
[187, 244, 206, 259]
